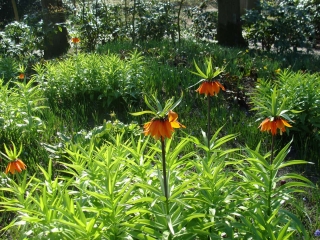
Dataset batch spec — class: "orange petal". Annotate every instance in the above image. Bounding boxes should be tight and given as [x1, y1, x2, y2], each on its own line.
[5, 162, 11, 174]
[168, 110, 178, 122]
[168, 110, 185, 129]
[270, 121, 277, 135]
[259, 118, 270, 132]
[150, 120, 160, 138]
[163, 120, 173, 139]
[281, 118, 292, 128]
[14, 161, 22, 172]
[215, 81, 225, 91]
[212, 82, 220, 95]
[17, 159, 26, 171]
[143, 121, 152, 136]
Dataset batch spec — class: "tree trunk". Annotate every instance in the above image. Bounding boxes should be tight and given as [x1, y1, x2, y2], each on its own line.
[217, 0, 247, 47]
[41, 0, 69, 59]
[11, 0, 19, 21]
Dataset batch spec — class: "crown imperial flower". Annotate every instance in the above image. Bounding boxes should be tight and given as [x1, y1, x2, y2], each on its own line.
[144, 110, 185, 140]
[71, 37, 80, 43]
[196, 80, 225, 96]
[5, 159, 27, 174]
[259, 117, 292, 135]
[18, 73, 25, 80]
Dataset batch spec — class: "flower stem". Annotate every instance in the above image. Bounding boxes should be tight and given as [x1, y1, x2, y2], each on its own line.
[161, 138, 168, 200]
[271, 134, 274, 164]
[207, 96, 211, 153]
[267, 135, 275, 217]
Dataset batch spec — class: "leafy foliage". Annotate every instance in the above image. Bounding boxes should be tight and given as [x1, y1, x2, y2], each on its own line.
[252, 70, 320, 139]
[32, 51, 145, 109]
[0, 127, 313, 239]
[185, 6, 218, 40]
[67, 2, 126, 51]
[0, 20, 43, 62]
[242, 0, 316, 53]
[0, 78, 47, 135]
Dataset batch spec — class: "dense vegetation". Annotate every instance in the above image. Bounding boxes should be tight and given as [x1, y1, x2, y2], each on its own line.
[1, 0, 320, 239]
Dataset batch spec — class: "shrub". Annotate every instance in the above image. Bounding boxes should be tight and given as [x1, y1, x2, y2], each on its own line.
[0, 20, 43, 61]
[0, 78, 47, 135]
[277, 70, 320, 138]
[0, 131, 312, 239]
[67, 2, 126, 52]
[242, 0, 315, 53]
[0, 57, 19, 84]
[185, 6, 218, 40]
[32, 51, 146, 110]
[134, 1, 177, 42]
[251, 69, 320, 158]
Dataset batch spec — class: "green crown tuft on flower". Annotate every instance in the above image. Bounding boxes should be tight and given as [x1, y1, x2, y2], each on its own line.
[1, 142, 27, 174]
[252, 86, 299, 135]
[188, 57, 226, 96]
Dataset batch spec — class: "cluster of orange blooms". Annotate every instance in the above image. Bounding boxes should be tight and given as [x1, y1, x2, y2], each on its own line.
[18, 73, 25, 80]
[71, 37, 80, 44]
[144, 110, 185, 140]
[195, 80, 225, 96]
[5, 159, 26, 174]
[259, 117, 292, 135]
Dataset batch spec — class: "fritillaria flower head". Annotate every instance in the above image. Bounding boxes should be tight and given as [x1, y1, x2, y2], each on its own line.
[71, 37, 80, 44]
[188, 57, 225, 97]
[131, 93, 185, 140]
[253, 87, 295, 136]
[1, 142, 27, 175]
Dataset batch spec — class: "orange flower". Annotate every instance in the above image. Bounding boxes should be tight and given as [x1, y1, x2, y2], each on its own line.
[18, 73, 25, 80]
[71, 37, 80, 43]
[5, 159, 27, 174]
[144, 111, 185, 140]
[196, 81, 225, 96]
[259, 117, 292, 135]
[168, 110, 185, 129]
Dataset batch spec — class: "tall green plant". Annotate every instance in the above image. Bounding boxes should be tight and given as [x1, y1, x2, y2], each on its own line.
[0, 78, 48, 135]
[32, 51, 145, 109]
[238, 141, 313, 239]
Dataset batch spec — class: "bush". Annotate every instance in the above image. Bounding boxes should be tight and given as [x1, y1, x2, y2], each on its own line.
[67, 2, 126, 52]
[185, 6, 218, 40]
[251, 69, 320, 155]
[0, 78, 47, 135]
[0, 57, 19, 83]
[0, 21, 43, 60]
[134, 1, 177, 42]
[32, 51, 146, 110]
[242, 0, 315, 53]
[277, 70, 320, 138]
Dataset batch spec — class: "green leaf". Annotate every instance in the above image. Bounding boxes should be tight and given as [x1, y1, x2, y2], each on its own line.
[130, 110, 156, 116]
[144, 95, 157, 113]
[276, 221, 293, 240]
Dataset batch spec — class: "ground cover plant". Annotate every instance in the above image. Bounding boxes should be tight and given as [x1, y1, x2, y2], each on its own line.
[1, 40, 320, 239]
[1, 0, 320, 239]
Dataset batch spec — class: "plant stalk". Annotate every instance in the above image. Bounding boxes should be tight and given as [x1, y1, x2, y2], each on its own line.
[271, 134, 274, 164]
[207, 96, 211, 153]
[267, 134, 275, 217]
[161, 138, 168, 200]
